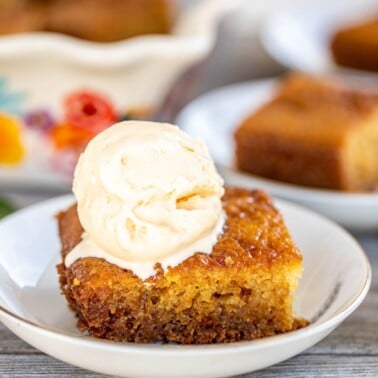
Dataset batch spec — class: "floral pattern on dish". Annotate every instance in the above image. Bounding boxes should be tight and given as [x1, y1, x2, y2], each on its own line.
[0, 80, 153, 176]
[0, 114, 24, 165]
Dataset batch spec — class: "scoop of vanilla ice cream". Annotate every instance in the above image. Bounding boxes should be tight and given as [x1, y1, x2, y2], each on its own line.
[70, 121, 224, 269]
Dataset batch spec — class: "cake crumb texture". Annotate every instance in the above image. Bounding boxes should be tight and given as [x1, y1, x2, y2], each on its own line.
[57, 188, 306, 344]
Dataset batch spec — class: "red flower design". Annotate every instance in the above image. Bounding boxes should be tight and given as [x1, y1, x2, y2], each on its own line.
[64, 90, 117, 133]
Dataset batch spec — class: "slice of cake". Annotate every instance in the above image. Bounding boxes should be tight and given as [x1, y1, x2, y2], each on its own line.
[45, 0, 172, 42]
[57, 121, 306, 344]
[57, 188, 305, 343]
[235, 74, 378, 191]
[0, 0, 171, 42]
[331, 17, 378, 72]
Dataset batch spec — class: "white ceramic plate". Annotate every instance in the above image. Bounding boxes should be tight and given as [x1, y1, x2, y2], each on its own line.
[260, 0, 378, 74]
[0, 195, 371, 378]
[177, 79, 378, 232]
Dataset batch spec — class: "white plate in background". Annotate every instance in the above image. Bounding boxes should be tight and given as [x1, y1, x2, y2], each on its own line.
[177, 79, 378, 232]
[0, 195, 371, 377]
[260, 0, 378, 74]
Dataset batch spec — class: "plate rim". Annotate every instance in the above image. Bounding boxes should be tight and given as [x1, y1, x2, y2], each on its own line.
[0, 194, 371, 355]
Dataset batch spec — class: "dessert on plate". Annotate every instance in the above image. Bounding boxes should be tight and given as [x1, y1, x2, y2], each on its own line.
[235, 74, 378, 192]
[57, 121, 306, 344]
[331, 17, 378, 72]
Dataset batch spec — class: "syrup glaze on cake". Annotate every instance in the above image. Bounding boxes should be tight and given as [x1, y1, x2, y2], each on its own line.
[57, 188, 306, 344]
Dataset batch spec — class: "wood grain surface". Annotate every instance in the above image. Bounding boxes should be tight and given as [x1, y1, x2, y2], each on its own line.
[0, 233, 377, 377]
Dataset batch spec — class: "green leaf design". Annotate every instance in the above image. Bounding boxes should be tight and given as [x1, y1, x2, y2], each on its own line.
[0, 198, 16, 219]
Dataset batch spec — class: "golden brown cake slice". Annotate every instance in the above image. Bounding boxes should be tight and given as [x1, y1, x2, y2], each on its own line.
[45, 0, 172, 42]
[0, 0, 171, 42]
[57, 188, 306, 344]
[331, 17, 378, 72]
[235, 74, 378, 191]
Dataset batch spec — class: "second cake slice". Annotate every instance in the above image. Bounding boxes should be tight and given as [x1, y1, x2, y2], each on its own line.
[235, 74, 378, 191]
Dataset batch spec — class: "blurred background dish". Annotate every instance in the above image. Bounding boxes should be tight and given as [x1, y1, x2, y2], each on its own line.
[261, 0, 378, 74]
[0, 0, 239, 191]
[177, 78, 378, 232]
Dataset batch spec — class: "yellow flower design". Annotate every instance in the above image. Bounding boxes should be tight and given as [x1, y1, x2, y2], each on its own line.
[0, 114, 24, 165]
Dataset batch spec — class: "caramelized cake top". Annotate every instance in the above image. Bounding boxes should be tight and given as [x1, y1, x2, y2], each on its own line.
[58, 188, 302, 282]
[236, 74, 378, 148]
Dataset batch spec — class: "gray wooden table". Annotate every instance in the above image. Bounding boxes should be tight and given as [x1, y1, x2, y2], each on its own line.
[0, 192, 377, 377]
